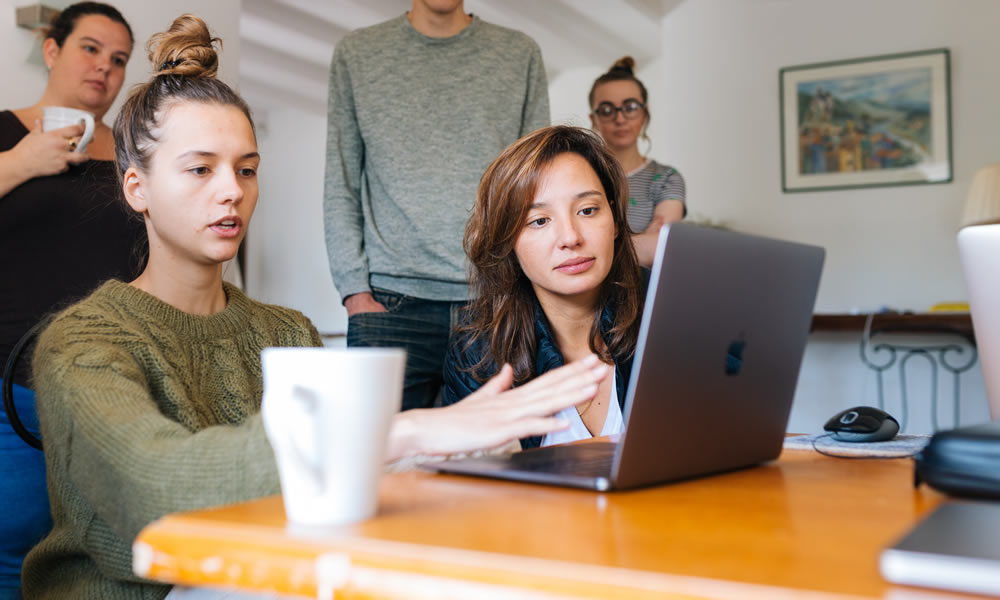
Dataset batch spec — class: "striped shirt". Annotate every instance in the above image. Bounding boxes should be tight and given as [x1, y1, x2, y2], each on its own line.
[626, 159, 686, 233]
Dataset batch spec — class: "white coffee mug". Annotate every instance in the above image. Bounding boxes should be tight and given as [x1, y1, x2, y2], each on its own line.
[42, 106, 96, 153]
[261, 347, 406, 527]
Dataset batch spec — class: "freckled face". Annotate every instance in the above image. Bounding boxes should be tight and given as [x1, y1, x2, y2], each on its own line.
[514, 153, 616, 309]
[130, 102, 259, 268]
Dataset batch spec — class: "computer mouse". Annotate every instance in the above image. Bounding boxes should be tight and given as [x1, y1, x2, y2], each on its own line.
[823, 406, 899, 442]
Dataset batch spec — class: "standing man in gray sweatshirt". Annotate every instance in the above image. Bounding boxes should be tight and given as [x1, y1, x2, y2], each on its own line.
[323, 0, 550, 411]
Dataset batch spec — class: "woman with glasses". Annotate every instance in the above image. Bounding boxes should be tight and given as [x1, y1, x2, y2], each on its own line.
[589, 56, 685, 266]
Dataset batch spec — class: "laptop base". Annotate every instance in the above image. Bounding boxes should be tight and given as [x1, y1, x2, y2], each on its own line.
[433, 442, 617, 491]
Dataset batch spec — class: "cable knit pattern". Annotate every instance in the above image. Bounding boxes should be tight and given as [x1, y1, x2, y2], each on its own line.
[21, 280, 322, 599]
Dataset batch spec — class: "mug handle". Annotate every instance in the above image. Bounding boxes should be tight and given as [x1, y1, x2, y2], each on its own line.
[77, 113, 95, 151]
[286, 385, 328, 495]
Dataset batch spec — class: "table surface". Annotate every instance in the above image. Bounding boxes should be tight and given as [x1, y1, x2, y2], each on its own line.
[134, 448, 988, 600]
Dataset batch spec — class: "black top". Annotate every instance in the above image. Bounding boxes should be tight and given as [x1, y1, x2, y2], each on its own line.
[0, 110, 147, 386]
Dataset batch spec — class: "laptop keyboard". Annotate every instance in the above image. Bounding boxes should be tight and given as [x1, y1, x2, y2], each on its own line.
[508, 441, 617, 477]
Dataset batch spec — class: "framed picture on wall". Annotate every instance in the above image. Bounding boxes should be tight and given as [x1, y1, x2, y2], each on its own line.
[779, 48, 952, 193]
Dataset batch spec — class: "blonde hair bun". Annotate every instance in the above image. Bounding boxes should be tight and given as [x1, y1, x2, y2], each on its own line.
[147, 13, 221, 78]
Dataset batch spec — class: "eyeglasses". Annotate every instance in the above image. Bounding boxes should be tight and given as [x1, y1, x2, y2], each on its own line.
[592, 99, 645, 121]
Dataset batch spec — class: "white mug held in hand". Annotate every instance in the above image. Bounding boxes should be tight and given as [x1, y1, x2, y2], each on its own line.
[42, 106, 95, 153]
[262, 347, 405, 526]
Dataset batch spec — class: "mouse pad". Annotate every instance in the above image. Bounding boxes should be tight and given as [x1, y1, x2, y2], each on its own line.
[783, 433, 930, 457]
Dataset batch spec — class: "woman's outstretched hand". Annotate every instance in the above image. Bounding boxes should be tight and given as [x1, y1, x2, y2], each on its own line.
[386, 354, 609, 461]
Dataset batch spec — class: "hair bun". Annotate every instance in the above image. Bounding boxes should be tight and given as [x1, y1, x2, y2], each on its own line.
[147, 13, 220, 78]
[610, 56, 636, 74]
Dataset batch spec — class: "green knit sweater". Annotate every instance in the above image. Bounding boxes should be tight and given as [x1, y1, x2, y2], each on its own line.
[22, 280, 322, 599]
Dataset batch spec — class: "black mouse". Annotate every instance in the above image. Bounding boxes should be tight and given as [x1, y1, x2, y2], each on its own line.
[823, 406, 899, 442]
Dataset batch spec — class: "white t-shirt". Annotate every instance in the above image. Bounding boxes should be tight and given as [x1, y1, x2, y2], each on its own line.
[541, 370, 624, 446]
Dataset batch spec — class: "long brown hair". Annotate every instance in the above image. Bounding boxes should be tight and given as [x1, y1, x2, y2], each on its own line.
[460, 126, 642, 384]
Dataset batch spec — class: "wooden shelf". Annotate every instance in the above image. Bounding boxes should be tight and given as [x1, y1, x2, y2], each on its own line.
[811, 313, 974, 341]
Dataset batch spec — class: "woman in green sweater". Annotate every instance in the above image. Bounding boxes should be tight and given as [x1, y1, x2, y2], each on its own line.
[22, 14, 608, 600]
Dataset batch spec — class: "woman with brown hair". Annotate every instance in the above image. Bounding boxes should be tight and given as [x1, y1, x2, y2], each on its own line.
[589, 56, 685, 267]
[442, 125, 644, 449]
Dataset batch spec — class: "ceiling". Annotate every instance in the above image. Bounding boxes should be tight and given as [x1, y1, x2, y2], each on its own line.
[238, 0, 682, 117]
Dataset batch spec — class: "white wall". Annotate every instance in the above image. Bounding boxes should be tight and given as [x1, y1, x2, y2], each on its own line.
[643, 0, 1000, 313]
[2, 0, 56, 105]
[545, 0, 998, 434]
[247, 108, 347, 335]
[549, 65, 604, 128]
[625, 0, 999, 433]
[3, 1, 242, 125]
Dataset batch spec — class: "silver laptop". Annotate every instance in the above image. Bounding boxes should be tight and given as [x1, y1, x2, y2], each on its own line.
[881, 501, 1000, 596]
[431, 223, 825, 491]
[958, 224, 1000, 420]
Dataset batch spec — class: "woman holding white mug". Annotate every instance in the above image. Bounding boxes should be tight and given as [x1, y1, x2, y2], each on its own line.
[0, 3, 144, 596]
[0, 2, 132, 193]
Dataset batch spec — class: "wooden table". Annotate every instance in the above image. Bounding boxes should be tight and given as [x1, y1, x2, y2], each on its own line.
[133, 449, 983, 599]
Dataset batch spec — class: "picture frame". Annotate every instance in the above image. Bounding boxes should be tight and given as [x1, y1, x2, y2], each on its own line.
[780, 48, 952, 193]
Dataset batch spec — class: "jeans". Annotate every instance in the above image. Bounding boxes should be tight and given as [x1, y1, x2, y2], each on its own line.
[0, 380, 50, 597]
[346, 289, 465, 412]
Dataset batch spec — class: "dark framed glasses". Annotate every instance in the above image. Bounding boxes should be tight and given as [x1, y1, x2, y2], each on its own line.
[592, 99, 645, 121]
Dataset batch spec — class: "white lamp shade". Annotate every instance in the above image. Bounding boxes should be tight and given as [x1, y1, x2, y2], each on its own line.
[961, 164, 1000, 228]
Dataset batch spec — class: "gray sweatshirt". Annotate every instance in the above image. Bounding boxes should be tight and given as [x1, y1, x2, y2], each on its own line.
[323, 14, 549, 302]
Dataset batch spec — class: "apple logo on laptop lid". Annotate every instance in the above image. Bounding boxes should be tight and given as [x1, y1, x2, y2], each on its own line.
[725, 335, 746, 376]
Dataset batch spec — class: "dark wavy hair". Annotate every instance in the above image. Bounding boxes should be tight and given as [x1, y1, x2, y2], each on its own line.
[45, 2, 133, 48]
[459, 126, 642, 384]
